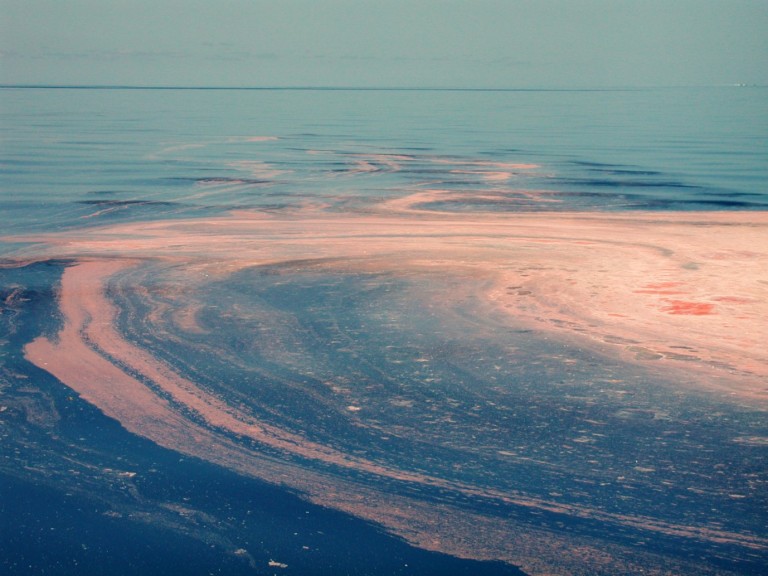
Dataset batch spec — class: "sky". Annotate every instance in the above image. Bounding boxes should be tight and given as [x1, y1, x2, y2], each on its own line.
[1, 0, 767, 88]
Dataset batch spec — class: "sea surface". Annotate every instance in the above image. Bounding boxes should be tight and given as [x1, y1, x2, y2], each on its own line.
[1, 86, 767, 239]
[1, 86, 767, 576]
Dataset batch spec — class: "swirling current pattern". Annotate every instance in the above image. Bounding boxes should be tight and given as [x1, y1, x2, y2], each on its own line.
[3, 136, 768, 576]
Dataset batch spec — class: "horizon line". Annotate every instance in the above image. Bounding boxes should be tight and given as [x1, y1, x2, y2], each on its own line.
[1, 83, 763, 92]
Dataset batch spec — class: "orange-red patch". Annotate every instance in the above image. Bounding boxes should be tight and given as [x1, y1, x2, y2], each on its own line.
[661, 300, 716, 315]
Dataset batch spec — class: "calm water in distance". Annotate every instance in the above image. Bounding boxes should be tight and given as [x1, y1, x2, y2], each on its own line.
[1, 86, 767, 239]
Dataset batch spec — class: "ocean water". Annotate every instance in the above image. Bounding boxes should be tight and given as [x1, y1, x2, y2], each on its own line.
[1, 86, 767, 239]
[1, 87, 767, 576]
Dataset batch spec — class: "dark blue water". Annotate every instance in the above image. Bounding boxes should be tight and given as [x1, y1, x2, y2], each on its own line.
[0, 259, 526, 576]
